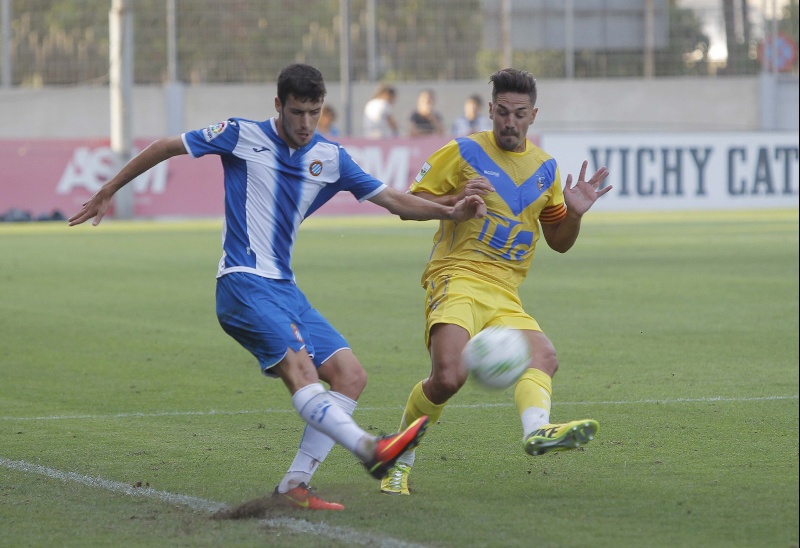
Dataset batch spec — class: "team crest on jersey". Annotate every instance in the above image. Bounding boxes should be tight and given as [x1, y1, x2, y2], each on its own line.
[291, 323, 304, 343]
[203, 121, 228, 142]
[414, 162, 431, 183]
[309, 160, 323, 177]
[537, 176, 545, 190]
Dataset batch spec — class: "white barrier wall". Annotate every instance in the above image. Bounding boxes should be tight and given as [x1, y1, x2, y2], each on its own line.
[542, 132, 799, 211]
[0, 76, 792, 139]
[1, 132, 796, 219]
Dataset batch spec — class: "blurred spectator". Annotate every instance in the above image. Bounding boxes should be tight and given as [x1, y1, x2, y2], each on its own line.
[318, 104, 339, 138]
[408, 89, 444, 137]
[363, 84, 399, 139]
[451, 94, 492, 137]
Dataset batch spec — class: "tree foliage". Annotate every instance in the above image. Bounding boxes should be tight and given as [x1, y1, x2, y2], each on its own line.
[3, 0, 792, 86]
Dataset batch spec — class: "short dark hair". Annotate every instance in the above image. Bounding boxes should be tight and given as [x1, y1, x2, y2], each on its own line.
[277, 64, 327, 105]
[489, 68, 537, 107]
[373, 83, 396, 99]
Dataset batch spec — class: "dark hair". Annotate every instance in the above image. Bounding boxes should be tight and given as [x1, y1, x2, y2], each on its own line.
[489, 68, 537, 107]
[277, 64, 327, 105]
[372, 83, 396, 99]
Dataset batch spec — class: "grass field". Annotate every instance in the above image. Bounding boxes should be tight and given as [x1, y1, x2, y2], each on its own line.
[1, 209, 798, 547]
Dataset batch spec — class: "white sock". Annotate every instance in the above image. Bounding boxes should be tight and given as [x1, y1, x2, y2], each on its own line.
[278, 391, 357, 492]
[396, 410, 416, 466]
[521, 406, 550, 439]
[291, 383, 372, 461]
[396, 449, 416, 467]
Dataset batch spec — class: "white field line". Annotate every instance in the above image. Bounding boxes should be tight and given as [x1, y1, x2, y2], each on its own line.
[0, 456, 427, 548]
[2, 395, 795, 546]
[1, 395, 796, 422]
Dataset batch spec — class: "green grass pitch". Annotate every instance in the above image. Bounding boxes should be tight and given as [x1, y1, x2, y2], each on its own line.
[1, 209, 797, 547]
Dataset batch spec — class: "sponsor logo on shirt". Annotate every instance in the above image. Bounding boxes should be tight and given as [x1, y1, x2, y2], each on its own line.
[309, 160, 323, 177]
[414, 162, 431, 183]
[483, 169, 500, 177]
[203, 121, 227, 142]
[537, 176, 545, 190]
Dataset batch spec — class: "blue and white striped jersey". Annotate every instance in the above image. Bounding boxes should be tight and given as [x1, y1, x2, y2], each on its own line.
[182, 117, 386, 281]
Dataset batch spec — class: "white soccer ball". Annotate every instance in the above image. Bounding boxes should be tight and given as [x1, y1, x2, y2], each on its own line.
[462, 326, 531, 389]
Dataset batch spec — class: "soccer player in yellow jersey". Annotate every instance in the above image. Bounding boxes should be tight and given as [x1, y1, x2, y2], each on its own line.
[380, 68, 612, 495]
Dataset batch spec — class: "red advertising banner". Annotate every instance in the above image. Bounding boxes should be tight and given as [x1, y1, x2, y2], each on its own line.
[0, 136, 451, 219]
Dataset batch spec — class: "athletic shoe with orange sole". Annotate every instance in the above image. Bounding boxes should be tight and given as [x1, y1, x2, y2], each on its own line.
[273, 483, 345, 511]
[364, 416, 429, 479]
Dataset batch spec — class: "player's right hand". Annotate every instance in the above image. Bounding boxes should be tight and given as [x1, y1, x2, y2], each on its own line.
[68, 187, 114, 227]
[452, 193, 486, 221]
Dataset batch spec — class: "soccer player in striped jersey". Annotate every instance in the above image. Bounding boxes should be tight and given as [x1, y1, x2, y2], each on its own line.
[380, 68, 612, 496]
[68, 63, 486, 510]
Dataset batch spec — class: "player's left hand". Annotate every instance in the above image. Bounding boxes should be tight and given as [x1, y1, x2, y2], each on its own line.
[458, 177, 494, 200]
[452, 194, 487, 221]
[563, 160, 612, 217]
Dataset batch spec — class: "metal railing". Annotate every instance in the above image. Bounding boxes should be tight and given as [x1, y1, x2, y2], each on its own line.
[0, 0, 797, 88]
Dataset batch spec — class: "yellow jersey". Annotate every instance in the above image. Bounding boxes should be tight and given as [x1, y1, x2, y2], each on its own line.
[409, 131, 567, 291]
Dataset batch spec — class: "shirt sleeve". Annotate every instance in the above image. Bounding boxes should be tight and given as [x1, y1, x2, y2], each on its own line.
[181, 119, 240, 158]
[540, 164, 567, 224]
[303, 145, 386, 218]
[408, 140, 462, 196]
[337, 145, 386, 201]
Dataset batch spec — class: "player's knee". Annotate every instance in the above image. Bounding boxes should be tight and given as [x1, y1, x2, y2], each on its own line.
[528, 333, 559, 376]
[431, 361, 468, 397]
[439, 375, 466, 397]
[341, 363, 367, 395]
[274, 349, 320, 392]
[319, 355, 367, 398]
[536, 350, 558, 377]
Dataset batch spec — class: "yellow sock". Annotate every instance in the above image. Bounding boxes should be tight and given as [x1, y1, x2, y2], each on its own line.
[400, 380, 447, 429]
[514, 369, 553, 436]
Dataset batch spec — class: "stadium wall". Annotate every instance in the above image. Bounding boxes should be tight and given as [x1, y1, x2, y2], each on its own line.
[1, 77, 797, 218]
[2, 132, 797, 219]
[0, 76, 795, 138]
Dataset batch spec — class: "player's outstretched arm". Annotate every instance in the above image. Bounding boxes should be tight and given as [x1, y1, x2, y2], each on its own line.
[368, 186, 485, 222]
[68, 136, 187, 227]
[411, 177, 494, 207]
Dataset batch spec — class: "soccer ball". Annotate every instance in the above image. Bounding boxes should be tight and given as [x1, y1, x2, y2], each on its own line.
[462, 326, 531, 389]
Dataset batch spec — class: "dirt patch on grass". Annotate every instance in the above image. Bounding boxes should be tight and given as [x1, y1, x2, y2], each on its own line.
[211, 495, 290, 520]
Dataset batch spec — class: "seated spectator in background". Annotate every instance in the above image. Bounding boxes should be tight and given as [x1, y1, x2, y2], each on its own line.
[408, 89, 444, 137]
[451, 94, 492, 137]
[363, 84, 399, 139]
[318, 104, 339, 138]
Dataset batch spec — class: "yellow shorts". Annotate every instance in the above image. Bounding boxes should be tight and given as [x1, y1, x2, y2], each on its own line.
[423, 273, 541, 348]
